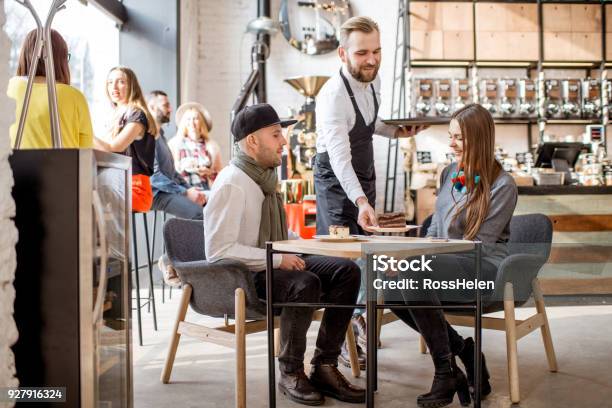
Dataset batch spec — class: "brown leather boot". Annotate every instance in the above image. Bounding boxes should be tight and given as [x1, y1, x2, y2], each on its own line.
[309, 364, 365, 404]
[278, 370, 324, 406]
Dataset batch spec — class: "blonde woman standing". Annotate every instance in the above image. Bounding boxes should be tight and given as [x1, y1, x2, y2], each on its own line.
[168, 103, 222, 191]
[95, 66, 158, 212]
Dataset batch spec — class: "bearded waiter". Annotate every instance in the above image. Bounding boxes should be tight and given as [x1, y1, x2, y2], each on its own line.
[315, 16, 421, 235]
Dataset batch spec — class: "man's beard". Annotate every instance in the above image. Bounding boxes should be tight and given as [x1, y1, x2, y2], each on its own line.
[346, 58, 379, 83]
[158, 113, 170, 124]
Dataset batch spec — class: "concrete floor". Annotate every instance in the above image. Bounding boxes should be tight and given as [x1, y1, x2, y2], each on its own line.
[132, 288, 612, 408]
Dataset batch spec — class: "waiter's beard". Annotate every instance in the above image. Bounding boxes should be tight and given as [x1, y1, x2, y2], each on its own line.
[346, 58, 379, 83]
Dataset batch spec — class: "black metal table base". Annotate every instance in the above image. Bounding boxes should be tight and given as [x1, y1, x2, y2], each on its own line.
[265, 242, 483, 408]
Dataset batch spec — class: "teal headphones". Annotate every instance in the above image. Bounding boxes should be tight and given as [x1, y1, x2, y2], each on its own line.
[451, 166, 480, 194]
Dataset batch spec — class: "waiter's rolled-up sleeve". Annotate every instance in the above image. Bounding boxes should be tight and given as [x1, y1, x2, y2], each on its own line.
[375, 117, 398, 138]
[317, 90, 366, 205]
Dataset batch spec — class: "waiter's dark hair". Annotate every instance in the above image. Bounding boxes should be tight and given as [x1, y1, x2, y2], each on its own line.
[339, 16, 379, 48]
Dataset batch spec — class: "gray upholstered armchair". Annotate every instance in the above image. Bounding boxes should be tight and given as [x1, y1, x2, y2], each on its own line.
[419, 213, 558, 404]
[159, 218, 360, 408]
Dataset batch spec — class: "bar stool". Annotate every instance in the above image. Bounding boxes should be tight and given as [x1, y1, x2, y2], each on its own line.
[131, 211, 158, 346]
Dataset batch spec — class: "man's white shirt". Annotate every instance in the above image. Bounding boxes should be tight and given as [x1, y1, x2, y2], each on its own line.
[204, 163, 298, 272]
[315, 65, 398, 205]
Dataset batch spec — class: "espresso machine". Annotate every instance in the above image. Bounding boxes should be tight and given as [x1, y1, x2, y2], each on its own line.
[545, 79, 562, 118]
[518, 79, 537, 118]
[561, 79, 581, 119]
[453, 79, 471, 112]
[434, 79, 452, 116]
[499, 79, 518, 117]
[414, 79, 434, 117]
[480, 79, 499, 116]
[582, 79, 601, 119]
[284, 75, 329, 177]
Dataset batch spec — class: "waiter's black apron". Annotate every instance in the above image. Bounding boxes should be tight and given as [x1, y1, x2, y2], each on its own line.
[314, 69, 379, 235]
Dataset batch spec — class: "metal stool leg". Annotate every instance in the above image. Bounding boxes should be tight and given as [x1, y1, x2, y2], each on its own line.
[142, 212, 158, 331]
[150, 211, 161, 305]
[131, 212, 143, 346]
[163, 213, 173, 300]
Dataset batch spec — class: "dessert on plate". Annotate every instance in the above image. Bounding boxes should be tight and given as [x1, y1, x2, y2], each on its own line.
[377, 212, 406, 228]
[329, 225, 350, 239]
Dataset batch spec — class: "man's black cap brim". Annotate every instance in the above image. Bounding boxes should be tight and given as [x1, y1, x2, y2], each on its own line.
[280, 119, 298, 128]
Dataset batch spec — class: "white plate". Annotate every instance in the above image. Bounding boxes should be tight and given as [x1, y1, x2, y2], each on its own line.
[364, 225, 420, 233]
[312, 235, 367, 242]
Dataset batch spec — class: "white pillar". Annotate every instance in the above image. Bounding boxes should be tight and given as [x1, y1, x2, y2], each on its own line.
[0, 0, 19, 402]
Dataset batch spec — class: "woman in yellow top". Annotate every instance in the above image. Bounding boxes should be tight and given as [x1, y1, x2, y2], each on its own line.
[8, 29, 93, 149]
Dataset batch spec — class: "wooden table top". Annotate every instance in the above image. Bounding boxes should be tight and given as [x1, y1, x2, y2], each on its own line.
[272, 236, 475, 259]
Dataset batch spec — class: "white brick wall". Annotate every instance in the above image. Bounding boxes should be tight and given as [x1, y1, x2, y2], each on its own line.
[181, 0, 407, 210]
[0, 0, 19, 402]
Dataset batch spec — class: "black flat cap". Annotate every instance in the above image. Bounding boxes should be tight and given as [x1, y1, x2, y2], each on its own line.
[232, 103, 297, 142]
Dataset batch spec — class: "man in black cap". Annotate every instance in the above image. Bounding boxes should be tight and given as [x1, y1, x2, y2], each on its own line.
[204, 103, 365, 405]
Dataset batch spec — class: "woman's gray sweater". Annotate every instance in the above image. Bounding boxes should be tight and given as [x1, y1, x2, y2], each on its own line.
[426, 162, 518, 266]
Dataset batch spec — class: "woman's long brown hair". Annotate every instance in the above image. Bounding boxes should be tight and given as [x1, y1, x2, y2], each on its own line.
[450, 103, 502, 240]
[105, 66, 158, 137]
[17, 29, 71, 85]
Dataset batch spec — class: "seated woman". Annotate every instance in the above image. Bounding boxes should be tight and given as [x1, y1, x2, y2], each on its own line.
[168, 102, 222, 192]
[388, 103, 517, 407]
[95, 66, 158, 213]
[8, 29, 93, 148]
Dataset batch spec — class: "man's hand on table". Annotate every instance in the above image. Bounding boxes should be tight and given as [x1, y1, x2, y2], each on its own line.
[280, 254, 306, 271]
[395, 125, 428, 138]
[356, 196, 378, 232]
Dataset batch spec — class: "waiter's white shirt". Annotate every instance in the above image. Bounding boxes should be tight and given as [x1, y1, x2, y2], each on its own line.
[204, 162, 296, 272]
[316, 65, 398, 205]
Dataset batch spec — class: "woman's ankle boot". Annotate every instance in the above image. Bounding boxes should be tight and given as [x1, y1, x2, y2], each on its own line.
[457, 337, 492, 397]
[417, 356, 471, 408]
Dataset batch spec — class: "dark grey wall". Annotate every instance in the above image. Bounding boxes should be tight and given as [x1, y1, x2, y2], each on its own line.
[119, 0, 179, 133]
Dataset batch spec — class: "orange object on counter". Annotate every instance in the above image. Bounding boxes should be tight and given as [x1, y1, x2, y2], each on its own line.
[285, 200, 316, 239]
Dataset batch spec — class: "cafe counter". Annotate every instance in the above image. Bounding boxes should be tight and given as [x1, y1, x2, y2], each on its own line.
[514, 185, 612, 297]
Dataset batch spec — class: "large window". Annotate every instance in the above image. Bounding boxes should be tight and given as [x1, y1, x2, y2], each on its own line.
[3, 0, 120, 135]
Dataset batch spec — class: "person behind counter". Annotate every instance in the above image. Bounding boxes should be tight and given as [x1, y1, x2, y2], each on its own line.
[168, 102, 223, 193]
[8, 29, 93, 149]
[94, 66, 158, 213]
[388, 104, 518, 407]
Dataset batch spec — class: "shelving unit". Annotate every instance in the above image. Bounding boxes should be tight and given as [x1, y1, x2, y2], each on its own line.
[383, 0, 611, 212]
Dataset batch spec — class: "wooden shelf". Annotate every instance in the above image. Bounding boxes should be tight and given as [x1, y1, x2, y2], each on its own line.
[410, 60, 471, 68]
[476, 61, 536, 68]
[546, 119, 602, 125]
[494, 119, 536, 125]
[541, 61, 600, 69]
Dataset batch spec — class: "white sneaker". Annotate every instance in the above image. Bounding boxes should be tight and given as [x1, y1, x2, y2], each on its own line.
[159, 256, 181, 287]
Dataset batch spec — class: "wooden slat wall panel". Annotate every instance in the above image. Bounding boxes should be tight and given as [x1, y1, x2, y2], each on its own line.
[543, 3, 601, 61]
[548, 214, 612, 232]
[476, 3, 538, 61]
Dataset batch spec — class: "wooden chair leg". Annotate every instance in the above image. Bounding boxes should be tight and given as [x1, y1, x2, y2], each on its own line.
[419, 335, 427, 354]
[161, 284, 192, 383]
[345, 324, 361, 378]
[274, 327, 281, 357]
[504, 282, 520, 404]
[533, 278, 558, 372]
[235, 289, 246, 408]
